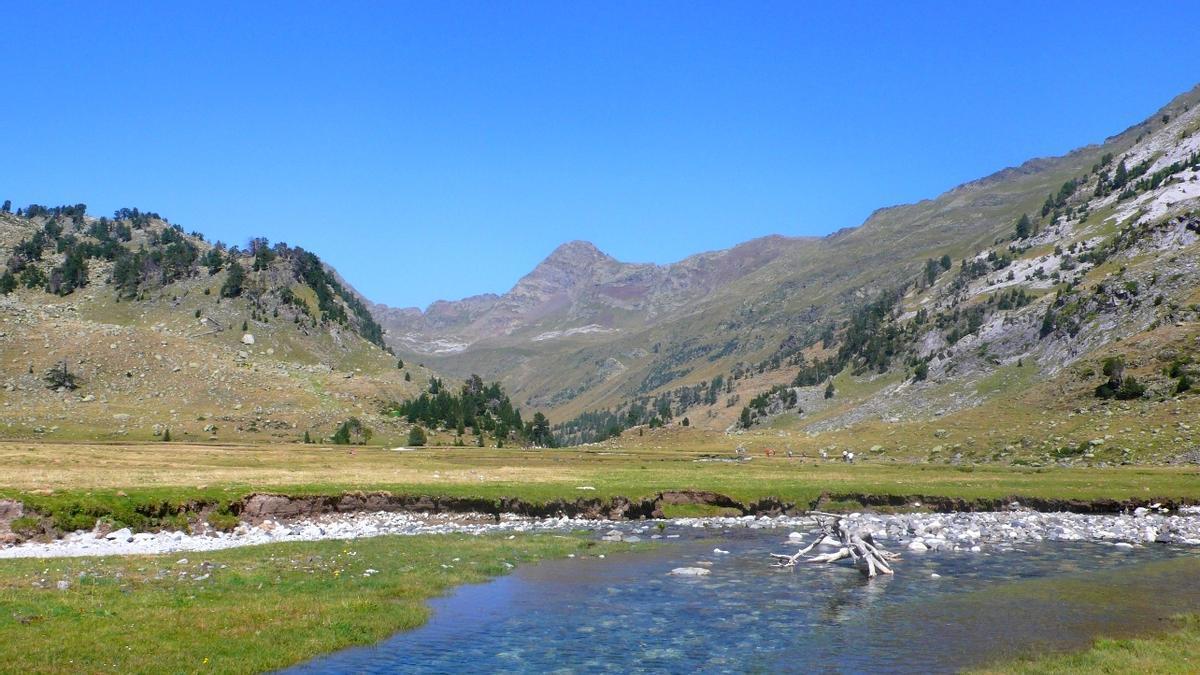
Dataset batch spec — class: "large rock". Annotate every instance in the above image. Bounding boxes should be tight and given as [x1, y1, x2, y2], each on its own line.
[105, 527, 134, 542]
[669, 567, 711, 577]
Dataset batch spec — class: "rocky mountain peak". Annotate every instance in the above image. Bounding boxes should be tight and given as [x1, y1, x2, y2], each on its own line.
[514, 240, 621, 297]
[537, 240, 614, 269]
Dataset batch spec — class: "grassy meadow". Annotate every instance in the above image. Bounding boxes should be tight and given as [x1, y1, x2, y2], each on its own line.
[2, 435, 1200, 535]
[2, 433, 1199, 673]
[0, 532, 628, 673]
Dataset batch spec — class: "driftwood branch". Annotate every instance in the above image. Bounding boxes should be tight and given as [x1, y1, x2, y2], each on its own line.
[771, 512, 899, 578]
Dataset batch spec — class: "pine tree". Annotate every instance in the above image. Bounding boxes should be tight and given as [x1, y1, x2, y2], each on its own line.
[1015, 213, 1033, 239]
[1039, 307, 1057, 338]
[221, 260, 246, 298]
[529, 412, 553, 447]
[0, 272, 15, 295]
[162, 428, 172, 442]
[43, 361, 79, 390]
[824, 380, 836, 399]
[204, 248, 225, 274]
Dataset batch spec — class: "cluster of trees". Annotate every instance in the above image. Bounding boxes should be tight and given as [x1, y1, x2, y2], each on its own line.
[552, 408, 627, 445]
[0, 204, 389, 350]
[948, 250, 1014, 294]
[1, 206, 202, 298]
[552, 375, 737, 445]
[111, 207, 163, 227]
[331, 417, 372, 445]
[18, 203, 88, 221]
[1041, 178, 1080, 218]
[3, 217, 96, 296]
[388, 375, 554, 447]
[289, 247, 386, 347]
[992, 286, 1033, 311]
[924, 254, 953, 286]
[1121, 153, 1200, 199]
[835, 289, 902, 374]
[738, 384, 799, 429]
[111, 224, 201, 298]
[1094, 356, 1146, 400]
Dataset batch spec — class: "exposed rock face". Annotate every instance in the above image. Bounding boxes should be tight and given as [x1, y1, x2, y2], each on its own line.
[0, 499, 24, 544]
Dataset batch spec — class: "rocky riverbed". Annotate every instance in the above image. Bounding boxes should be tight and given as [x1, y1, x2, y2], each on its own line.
[670, 504, 1200, 550]
[3, 506, 1200, 559]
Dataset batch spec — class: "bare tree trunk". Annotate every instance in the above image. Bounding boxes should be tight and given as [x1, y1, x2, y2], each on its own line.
[771, 512, 899, 578]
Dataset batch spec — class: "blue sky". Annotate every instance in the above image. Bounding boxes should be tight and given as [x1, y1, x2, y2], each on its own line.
[1, 2, 1197, 308]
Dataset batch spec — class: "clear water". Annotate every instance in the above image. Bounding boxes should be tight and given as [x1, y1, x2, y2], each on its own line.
[289, 528, 1200, 673]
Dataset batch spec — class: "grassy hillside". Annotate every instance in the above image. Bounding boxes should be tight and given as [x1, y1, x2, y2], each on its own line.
[0, 209, 430, 444]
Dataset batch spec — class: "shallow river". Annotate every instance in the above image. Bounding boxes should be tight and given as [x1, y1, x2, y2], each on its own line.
[289, 527, 1200, 673]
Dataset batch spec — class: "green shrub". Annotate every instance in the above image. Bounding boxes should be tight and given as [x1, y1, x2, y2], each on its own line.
[207, 511, 239, 531]
[9, 516, 41, 538]
[407, 425, 427, 447]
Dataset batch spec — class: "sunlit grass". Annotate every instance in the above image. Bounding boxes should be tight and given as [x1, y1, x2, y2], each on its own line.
[0, 532, 628, 673]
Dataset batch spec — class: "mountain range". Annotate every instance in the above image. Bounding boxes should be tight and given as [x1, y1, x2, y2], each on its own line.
[1, 82, 1199, 460]
[367, 82, 1200, 446]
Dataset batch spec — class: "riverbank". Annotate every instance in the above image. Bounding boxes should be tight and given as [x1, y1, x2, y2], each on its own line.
[980, 614, 1200, 673]
[4, 450, 1200, 544]
[7, 461, 1200, 540]
[6, 506, 1200, 559]
[5, 513, 1199, 673]
[0, 532, 630, 673]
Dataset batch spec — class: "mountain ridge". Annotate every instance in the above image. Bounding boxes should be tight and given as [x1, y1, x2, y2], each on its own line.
[370, 81, 1200, 438]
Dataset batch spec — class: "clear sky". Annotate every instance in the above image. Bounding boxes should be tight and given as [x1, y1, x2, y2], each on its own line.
[1, 2, 1197, 308]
